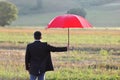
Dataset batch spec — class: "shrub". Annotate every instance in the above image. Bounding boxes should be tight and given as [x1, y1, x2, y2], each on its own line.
[67, 8, 87, 18]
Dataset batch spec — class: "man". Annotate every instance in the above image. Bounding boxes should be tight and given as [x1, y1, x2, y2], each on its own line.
[25, 31, 67, 80]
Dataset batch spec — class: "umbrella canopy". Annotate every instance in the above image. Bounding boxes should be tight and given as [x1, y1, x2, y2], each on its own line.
[47, 14, 92, 48]
[47, 14, 92, 28]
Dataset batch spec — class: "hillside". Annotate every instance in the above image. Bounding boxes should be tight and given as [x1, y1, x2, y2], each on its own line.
[7, 0, 120, 14]
[5, 0, 120, 27]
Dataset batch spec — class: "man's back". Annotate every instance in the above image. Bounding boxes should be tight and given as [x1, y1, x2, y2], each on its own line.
[25, 31, 67, 79]
[25, 41, 67, 76]
[27, 41, 49, 64]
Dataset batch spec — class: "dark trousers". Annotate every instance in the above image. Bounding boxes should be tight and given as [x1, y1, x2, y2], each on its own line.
[30, 73, 45, 80]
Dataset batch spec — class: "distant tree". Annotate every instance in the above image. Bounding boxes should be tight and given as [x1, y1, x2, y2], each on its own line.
[67, 8, 87, 18]
[0, 1, 18, 26]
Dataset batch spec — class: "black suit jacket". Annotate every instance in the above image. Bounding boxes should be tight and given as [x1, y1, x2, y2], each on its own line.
[25, 41, 67, 76]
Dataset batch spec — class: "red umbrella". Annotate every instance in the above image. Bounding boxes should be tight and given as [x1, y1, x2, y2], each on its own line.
[47, 14, 92, 48]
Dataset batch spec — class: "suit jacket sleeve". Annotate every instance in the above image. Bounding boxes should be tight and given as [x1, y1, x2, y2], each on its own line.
[47, 43, 67, 52]
[25, 45, 31, 70]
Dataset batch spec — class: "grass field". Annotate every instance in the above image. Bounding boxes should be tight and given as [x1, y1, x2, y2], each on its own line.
[0, 27, 120, 80]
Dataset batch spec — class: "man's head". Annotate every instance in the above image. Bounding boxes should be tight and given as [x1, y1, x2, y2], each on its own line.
[34, 31, 42, 40]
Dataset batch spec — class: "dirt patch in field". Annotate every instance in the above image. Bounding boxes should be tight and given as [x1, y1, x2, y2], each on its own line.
[0, 42, 120, 55]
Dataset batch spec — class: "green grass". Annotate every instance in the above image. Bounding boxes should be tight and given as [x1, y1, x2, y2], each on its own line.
[0, 27, 120, 80]
[1, 49, 120, 80]
[0, 32, 33, 44]
[0, 28, 120, 45]
[46, 68, 120, 80]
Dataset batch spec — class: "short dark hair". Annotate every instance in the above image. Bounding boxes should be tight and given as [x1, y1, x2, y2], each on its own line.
[34, 31, 41, 40]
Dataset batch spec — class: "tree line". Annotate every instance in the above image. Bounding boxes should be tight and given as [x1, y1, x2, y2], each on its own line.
[0, 1, 87, 26]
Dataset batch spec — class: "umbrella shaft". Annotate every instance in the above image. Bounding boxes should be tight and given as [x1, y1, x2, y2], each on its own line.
[68, 28, 70, 48]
